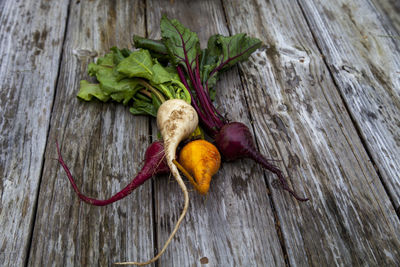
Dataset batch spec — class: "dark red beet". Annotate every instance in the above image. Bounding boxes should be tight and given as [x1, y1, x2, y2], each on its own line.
[215, 122, 308, 201]
[56, 141, 169, 206]
[176, 49, 308, 202]
[215, 122, 255, 161]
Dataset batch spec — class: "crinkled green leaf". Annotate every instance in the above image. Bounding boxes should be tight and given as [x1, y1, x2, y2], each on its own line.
[77, 17, 261, 126]
[198, 36, 221, 99]
[202, 35, 221, 69]
[87, 47, 130, 89]
[216, 33, 262, 70]
[200, 33, 261, 98]
[151, 63, 175, 84]
[150, 62, 191, 103]
[78, 48, 147, 105]
[77, 80, 110, 102]
[89, 55, 113, 76]
[160, 16, 200, 72]
[116, 49, 154, 80]
[91, 67, 122, 94]
[86, 54, 143, 104]
[129, 99, 157, 117]
[201, 63, 218, 99]
[108, 79, 142, 104]
[110, 46, 132, 64]
[164, 65, 181, 80]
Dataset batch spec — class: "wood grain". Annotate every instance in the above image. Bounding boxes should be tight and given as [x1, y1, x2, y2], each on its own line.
[0, 0, 399, 266]
[224, 0, 400, 265]
[372, 0, 400, 33]
[0, 0, 69, 265]
[146, 0, 286, 266]
[298, 0, 400, 208]
[27, 1, 155, 266]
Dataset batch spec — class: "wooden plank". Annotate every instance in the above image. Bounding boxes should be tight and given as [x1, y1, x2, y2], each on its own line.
[146, 0, 286, 266]
[0, 0, 69, 266]
[298, 0, 400, 208]
[223, 0, 400, 265]
[27, 1, 155, 266]
[371, 0, 400, 33]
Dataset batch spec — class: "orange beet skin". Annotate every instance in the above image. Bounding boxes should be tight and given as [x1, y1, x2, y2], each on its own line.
[178, 140, 221, 194]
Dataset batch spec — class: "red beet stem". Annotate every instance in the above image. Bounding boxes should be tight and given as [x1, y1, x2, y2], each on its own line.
[56, 141, 169, 206]
[248, 149, 309, 201]
[215, 122, 308, 202]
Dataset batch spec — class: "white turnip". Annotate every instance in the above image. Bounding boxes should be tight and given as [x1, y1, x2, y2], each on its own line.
[116, 99, 198, 265]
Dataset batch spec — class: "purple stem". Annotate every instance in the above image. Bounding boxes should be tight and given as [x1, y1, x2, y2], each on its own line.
[194, 56, 224, 128]
[56, 141, 169, 206]
[177, 66, 218, 136]
[171, 21, 198, 90]
[203, 83, 226, 126]
[170, 19, 224, 134]
[248, 148, 309, 202]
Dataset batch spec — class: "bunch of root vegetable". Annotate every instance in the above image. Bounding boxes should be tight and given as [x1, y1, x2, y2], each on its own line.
[57, 16, 308, 266]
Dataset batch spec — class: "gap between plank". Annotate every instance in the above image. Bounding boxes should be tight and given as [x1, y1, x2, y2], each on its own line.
[295, 0, 400, 220]
[24, 0, 73, 266]
[149, 121, 159, 267]
[219, 0, 291, 266]
[143, 0, 159, 264]
[236, 64, 292, 267]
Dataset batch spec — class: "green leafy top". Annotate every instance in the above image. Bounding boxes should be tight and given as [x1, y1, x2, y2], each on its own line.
[158, 16, 261, 135]
[161, 16, 201, 73]
[134, 17, 262, 99]
[77, 17, 261, 127]
[77, 47, 191, 117]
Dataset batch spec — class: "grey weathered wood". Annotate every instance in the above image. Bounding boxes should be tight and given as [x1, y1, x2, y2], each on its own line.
[372, 0, 400, 33]
[224, 0, 400, 265]
[0, 0, 399, 266]
[298, 0, 400, 208]
[27, 1, 155, 266]
[146, 0, 286, 266]
[0, 0, 69, 266]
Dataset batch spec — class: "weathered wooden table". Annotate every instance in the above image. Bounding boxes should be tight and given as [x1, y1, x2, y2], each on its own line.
[1, 0, 400, 266]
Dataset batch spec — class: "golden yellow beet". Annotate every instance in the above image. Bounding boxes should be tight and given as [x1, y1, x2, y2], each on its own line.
[177, 140, 221, 194]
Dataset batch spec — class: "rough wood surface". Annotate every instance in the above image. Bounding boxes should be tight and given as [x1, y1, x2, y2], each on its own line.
[0, 0, 399, 266]
[0, 0, 69, 266]
[224, 0, 400, 265]
[298, 0, 400, 208]
[372, 0, 400, 33]
[27, 1, 155, 266]
[147, 0, 286, 265]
